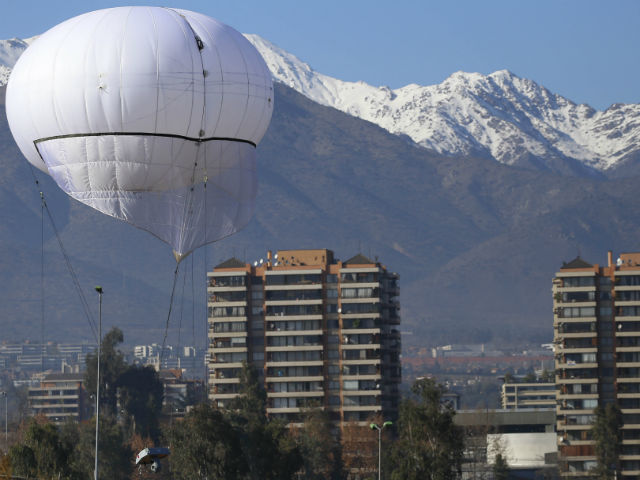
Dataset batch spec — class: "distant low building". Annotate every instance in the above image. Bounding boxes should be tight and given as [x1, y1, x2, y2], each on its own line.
[455, 409, 557, 479]
[501, 382, 556, 410]
[28, 373, 91, 424]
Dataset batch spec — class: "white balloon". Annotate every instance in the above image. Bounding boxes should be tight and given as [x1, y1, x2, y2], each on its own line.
[6, 7, 273, 259]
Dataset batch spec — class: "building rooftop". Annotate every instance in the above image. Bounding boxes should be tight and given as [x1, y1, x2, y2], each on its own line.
[561, 256, 593, 269]
[215, 257, 246, 269]
[343, 253, 375, 265]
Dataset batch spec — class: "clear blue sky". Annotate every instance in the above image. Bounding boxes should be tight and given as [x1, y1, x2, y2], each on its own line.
[2, 0, 638, 110]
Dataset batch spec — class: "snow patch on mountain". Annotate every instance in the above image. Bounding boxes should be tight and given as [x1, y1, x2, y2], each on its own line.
[0, 37, 34, 85]
[245, 34, 640, 173]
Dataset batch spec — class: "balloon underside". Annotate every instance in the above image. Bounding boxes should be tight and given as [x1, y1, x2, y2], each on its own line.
[36, 135, 257, 256]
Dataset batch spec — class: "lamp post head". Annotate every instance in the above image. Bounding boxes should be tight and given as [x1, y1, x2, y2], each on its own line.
[383, 421, 393, 428]
[94, 286, 103, 294]
[370, 423, 378, 430]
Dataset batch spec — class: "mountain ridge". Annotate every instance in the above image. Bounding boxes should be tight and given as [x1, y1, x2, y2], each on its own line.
[244, 34, 640, 176]
[3, 34, 640, 176]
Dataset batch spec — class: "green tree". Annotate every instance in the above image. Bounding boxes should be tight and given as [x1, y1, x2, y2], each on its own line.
[71, 413, 133, 479]
[8, 418, 74, 478]
[389, 378, 464, 480]
[117, 364, 164, 441]
[298, 405, 342, 479]
[592, 403, 622, 479]
[227, 362, 302, 479]
[493, 453, 509, 480]
[169, 402, 246, 479]
[85, 327, 127, 415]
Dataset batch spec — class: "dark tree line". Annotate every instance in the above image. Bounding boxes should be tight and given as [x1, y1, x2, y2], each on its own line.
[0, 327, 467, 479]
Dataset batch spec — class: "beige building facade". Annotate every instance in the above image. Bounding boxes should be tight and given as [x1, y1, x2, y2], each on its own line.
[554, 251, 640, 478]
[28, 373, 91, 424]
[207, 249, 401, 425]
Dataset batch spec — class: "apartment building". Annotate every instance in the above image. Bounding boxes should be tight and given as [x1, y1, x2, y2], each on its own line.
[553, 251, 640, 478]
[28, 373, 91, 424]
[501, 382, 556, 410]
[207, 249, 401, 425]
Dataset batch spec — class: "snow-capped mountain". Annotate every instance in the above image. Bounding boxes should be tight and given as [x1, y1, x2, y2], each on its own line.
[0, 38, 33, 86]
[3, 34, 639, 175]
[246, 34, 640, 175]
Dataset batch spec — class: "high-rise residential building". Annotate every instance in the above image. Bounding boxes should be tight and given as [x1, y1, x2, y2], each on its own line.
[553, 251, 640, 478]
[207, 249, 401, 425]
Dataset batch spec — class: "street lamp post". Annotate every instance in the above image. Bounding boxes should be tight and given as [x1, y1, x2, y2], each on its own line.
[94, 286, 103, 480]
[370, 421, 392, 480]
[0, 391, 6, 450]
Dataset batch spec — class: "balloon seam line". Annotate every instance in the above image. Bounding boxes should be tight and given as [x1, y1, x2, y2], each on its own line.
[33, 133, 257, 148]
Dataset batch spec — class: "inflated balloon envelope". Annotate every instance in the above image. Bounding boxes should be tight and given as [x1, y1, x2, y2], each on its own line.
[6, 6, 274, 262]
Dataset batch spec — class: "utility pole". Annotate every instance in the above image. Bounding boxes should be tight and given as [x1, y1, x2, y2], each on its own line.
[370, 421, 392, 480]
[0, 391, 6, 449]
[94, 286, 103, 480]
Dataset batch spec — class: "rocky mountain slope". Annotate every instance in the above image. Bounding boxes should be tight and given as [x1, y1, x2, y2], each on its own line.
[2, 34, 640, 349]
[2, 82, 640, 348]
[246, 34, 640, 176]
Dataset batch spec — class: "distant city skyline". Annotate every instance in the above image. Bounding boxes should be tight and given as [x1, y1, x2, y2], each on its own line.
[1, 0, 638, 111]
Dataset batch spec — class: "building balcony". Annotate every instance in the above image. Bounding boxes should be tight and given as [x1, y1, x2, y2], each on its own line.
[265, 360, 324, 367]
[266, 376, 324, 383]
[209, 361, 244, 369]
[264, 284, 322, 291]
[211, 393, 240, 400]
[557, 408, 596, 415]
[265, 314, 323, 321]
[211, 347, 248, 354]
[620, 455, 640, 461]
[341, 358, 381, 366]
[556, 362, 598, 369]
[618, 362, 640, 368]
[265, 299, 323, 306]
[618, 378, 640, 384]
[553, 285, 596, 292]
[28, 394, 80, 400]
[554, 316, 597, 325]
[556, 332, 597, 339]
[207, 299, 247, 307]
[340, 312, 381, 319]
[342, 374, 381, 381]
[556, 347, 598, 354]
[265, 345, 323, 352]
[265, 328, 323, 336]
[555, 301, 597, 307]
[342, 389, 381, 396]
[266, 391, 324, 398]
[618, 346, 640, 352]
[558, 393, 598, 400]
[342, 405, 382, 412]
[266, 407, 304, 414]
[341, 344, 381, 350]
[557, 422, 595, 431]
[209, 316, 248, 322]
[207, 286, 247, 292]
[210, 377, 240, 384]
